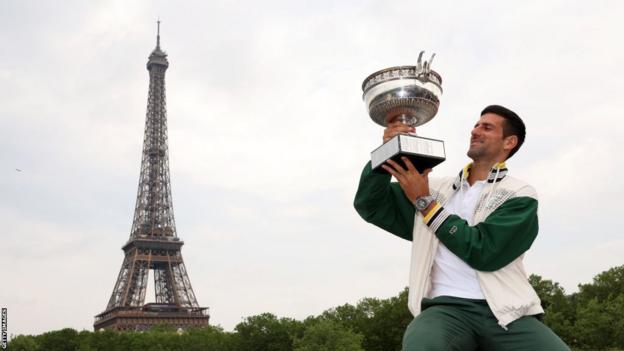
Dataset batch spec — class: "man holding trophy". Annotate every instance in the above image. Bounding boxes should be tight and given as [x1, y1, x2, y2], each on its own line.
[354, 53, 569, 350]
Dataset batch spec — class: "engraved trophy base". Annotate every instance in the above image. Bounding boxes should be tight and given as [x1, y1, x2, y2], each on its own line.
[371, 133, 446, 174]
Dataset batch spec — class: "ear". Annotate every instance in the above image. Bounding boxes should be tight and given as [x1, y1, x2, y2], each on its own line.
[503, 135, 518, 152]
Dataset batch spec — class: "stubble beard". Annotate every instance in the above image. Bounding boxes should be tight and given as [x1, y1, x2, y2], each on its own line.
[467, 144, 485, 161]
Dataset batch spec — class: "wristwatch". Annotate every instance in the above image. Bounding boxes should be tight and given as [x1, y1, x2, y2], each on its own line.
[414, 195, 434, 211]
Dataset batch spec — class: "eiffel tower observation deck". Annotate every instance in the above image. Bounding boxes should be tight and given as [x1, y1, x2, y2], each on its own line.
[94, 22, 209, 331]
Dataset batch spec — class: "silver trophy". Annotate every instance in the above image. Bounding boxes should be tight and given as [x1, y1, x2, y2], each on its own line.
[362, 51, 445, 173]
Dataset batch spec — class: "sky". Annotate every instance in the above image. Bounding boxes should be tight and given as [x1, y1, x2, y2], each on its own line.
[1, 0, 624, 337]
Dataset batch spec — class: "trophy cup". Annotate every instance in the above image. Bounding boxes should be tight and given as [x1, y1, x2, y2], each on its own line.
[362, 51, 445, 173]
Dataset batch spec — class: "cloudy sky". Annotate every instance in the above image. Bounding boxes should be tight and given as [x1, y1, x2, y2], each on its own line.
[1, 0, 623, 337]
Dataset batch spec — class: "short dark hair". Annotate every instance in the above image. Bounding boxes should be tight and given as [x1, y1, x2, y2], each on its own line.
[481, 105, 526, 159]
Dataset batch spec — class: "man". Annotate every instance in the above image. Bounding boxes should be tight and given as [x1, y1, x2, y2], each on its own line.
[354, 105, 569, 350]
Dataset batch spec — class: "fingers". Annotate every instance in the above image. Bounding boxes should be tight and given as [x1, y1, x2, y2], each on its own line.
[381, 164, 398, 178]
[400, 157, 432, 176]
[386, 124, 415, 134]
[385, 159, 406, 175]
[387, 120, 412, 128]
[383, 123, 416, 143]
[423, 169, 431, 187]
[401, 157, 417, 173]
[382, 160, 407, 184]
[381, 165, 405, 185]
[384, 158, 432, 180]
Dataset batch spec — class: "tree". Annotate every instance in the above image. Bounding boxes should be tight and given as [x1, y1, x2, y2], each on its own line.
[179, 326, 237, 351]
[363, 288, 412, 351]
[577, 265, 624, 304]
[320, 288, 411, 351]
[573, 298, 614, 351]
[37, 328, 79, 351]
[528, 274, 566, 311]
[542, 310, 575, 348]
[529, 274, 577, 344]
[7, 335, 39, 351]
[88, 329, 131, 351]
[293, 319, 364, 351]
[606, 293, 624, 349]
[8, 266, 624, 351]
[234, 313, 303, 351]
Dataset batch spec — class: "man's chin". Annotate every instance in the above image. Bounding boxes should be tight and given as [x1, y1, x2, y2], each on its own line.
[467, 148, 480, 160]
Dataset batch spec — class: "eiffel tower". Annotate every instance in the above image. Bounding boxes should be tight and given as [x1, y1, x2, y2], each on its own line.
[94, 22, 209, 331]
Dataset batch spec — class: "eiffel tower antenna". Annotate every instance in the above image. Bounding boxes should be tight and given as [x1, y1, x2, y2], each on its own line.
[156, 19, 161, 49]
[94, 23, 209, 331]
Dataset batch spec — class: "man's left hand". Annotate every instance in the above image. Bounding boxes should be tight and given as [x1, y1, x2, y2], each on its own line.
[382, 157, 431, 204]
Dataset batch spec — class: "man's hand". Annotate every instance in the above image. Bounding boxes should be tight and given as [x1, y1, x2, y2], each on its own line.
[382, 157, 431, 204]
[383, 121, 415, 143]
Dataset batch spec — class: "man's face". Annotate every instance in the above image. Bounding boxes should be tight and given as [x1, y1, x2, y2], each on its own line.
[467, 113, 509, 161]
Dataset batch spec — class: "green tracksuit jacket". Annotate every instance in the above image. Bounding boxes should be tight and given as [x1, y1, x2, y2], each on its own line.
[354, 161, 544, 328]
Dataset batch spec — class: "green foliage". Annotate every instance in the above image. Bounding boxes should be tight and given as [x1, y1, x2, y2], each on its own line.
[293, 319, 364, 351]
[6, 334, 39, 351]
[529, 274, 567, 311]
[530, 265, 624, 351]
[571, 265, 624, 350]
[542, 309, 575, 346]
[8, 265, 624, 351]
[234, 312, 303, 351]
[529, 274, 577, 344]
[573, 298, 614, 350]
[8, 326, 236, 351]
[607, 294, 624, 349]
[37, 328, 78, 351]
[577, 265, 624, 304]
[179, 326, 237, 351]
[321, 288, 411, 351]
[89, 329, 130, 351]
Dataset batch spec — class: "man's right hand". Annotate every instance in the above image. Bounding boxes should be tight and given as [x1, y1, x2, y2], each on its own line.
[383, 121, 416, 143]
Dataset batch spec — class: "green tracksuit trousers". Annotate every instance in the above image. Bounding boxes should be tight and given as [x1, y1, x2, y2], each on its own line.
[402, 296, 570, 351]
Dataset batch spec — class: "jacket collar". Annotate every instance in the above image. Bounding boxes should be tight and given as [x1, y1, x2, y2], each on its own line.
[452, 162, 508, 190]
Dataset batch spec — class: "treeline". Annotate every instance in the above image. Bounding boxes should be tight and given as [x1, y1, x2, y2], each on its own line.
[8, 265, 624, 351]
[530, 265, 624, 350]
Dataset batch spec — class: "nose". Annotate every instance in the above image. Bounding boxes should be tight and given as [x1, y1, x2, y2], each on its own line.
[471, 127, 479, 138]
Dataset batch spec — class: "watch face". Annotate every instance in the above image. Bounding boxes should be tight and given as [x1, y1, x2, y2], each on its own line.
[416, 198, 427, 210]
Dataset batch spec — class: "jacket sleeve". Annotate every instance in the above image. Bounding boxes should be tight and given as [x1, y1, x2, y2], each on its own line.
[353, 161, 415, 241]
[423, 195, 539, 271]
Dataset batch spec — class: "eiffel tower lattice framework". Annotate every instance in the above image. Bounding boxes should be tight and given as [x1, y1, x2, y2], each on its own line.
[94, 23, 209, 331]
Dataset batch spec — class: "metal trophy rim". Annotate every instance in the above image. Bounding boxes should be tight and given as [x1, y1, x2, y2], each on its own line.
[361, 65, 443, 96]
